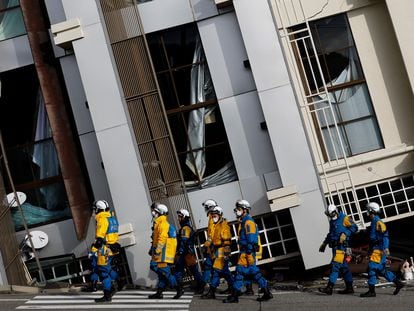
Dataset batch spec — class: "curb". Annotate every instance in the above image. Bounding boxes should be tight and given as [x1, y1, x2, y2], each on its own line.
[0, 285, 81, 294]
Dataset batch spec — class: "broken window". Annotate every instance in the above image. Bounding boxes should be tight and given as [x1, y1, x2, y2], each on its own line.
[292, 14, 383, 161]
[147, 23, 237, 191]
[0, 0, 26, 41]
[0, 66, 71, 231]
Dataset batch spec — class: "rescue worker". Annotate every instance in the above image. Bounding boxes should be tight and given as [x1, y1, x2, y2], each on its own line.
[148, 202, 184, 299]
[199, 199, 218, 294]
[223, 199, 273, 303]
[92, 200, 120, 302]
[360, 202, 404, 297]
[318, 204, 358, 295]
[174, 208, 204, 292]
[201, 206, 234, 299]
[92, 245, 115, 302]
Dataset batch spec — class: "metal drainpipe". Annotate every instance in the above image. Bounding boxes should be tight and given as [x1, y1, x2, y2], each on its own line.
[19, 0, 91, 240]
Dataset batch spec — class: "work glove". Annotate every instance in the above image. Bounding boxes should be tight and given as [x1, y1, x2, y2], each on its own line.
[319, 242, 327, 253]
[202, 240, 211, 254]
[153, 250, 161, 261]
[384, 248, 390, 256]
[339, 233, 346, 244]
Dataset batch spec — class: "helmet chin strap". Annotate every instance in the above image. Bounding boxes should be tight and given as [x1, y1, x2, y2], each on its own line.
[330, 215, 338, 220]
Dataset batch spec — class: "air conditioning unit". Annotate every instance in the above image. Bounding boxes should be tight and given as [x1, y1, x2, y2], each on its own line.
[214, 0, 233, 9]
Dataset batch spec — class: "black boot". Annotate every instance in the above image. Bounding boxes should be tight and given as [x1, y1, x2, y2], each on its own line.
[173, 284, 184, 299]
[148, 288, 163, 299]
[393, 279, 404, 295]
[223, 289, 240, 303]
[360, 285, 376, 297]
[194, 282, 205, 295]
[319, 281, 334, 295]
[94, 290, 112, 303]
[244, 283, 254, 296]
[257, 287, 273, 302]
[201, 287, 216, 299]
[338, 282, 354, 294]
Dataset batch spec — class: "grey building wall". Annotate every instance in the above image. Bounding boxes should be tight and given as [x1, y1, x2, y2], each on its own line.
[15, 0, 331, 286]
[60, 0, 156, 286]
[232, 0, 329, 269]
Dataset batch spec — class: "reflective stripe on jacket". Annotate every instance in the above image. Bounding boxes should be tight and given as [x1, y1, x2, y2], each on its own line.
[95, 211, 119, 245]
[152, 215, 177, 263]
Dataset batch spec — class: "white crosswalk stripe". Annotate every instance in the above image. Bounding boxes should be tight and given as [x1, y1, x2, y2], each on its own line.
[16, 290, 193, 310]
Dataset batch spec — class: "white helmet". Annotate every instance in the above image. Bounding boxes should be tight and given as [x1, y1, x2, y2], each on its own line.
[177, 208, 190, 218]
[202, 199, 217, 215]
[366, 202, 380, 215]
[210, 206, 223, 216]
[93, 200, 109, 212]
[235, 199, 250, 210]
[325, 204, 338, 218]
[151, 202, 168, 215]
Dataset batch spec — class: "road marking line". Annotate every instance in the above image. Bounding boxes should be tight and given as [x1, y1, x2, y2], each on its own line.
[17, 304, 190, 309]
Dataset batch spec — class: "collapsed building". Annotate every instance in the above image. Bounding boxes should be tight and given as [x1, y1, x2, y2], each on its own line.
[0, 0, 413, 287]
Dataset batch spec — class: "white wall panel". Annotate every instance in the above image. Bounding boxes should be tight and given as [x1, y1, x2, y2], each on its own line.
[61, 0, 100, 27]
[60, 55, 94, 135]
[72, 23, 128, 132]
[96, 124, 155, 287]
[198, 12, 256, 99]
[234, 0, 328, 269]
[79, 132, 112, 204]
[139, 0, 193, 34]
[190, 0, 218, 21]
[219, 91, 278, 180]
[233, 0, 289, 91]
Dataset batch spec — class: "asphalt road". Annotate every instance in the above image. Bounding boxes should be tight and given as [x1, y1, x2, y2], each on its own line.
[0, 285, 413, 311]
[191, 286, 413, 311]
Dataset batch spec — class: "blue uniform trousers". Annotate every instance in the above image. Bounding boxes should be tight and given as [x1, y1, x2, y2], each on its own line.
[233, 264, 267, 291]
[210, 261, 234, 289]
[90, 255, 118, 291]
[201, 255, 213, 284]
[368, 255, 396, 286]
[150, 261, 178, 289]
[329, 260, 353, 284]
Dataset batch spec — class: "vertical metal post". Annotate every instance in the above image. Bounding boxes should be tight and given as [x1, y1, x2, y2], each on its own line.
[0, 131, 47, 285]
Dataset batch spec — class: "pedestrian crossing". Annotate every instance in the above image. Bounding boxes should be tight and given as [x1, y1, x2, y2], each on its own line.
[16, 290, 193, 310]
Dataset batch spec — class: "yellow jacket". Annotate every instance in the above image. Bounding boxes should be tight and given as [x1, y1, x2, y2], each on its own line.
[204, 214, 215, 251]
[96, 245, 113, 266]
[211, 218, 231, 249]
[211, 218, 231, 270]
[95, 211, 119, 245]
[152, 215, 176, 263]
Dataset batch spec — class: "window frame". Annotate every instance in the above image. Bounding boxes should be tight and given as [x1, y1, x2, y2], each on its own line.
[147, 23, 236, 189]
[291, 14, 383, 162]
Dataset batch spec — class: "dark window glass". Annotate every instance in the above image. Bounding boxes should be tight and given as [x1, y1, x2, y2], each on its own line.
[0, 66, 71, 231]
[291, 14, 383, 161]
[147, 23, 237, 191]
[0, 0, 26, 41]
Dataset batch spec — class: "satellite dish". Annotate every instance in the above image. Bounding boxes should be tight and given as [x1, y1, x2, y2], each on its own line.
[6, 191, 27, 207]
[26, 230, 49, 249]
